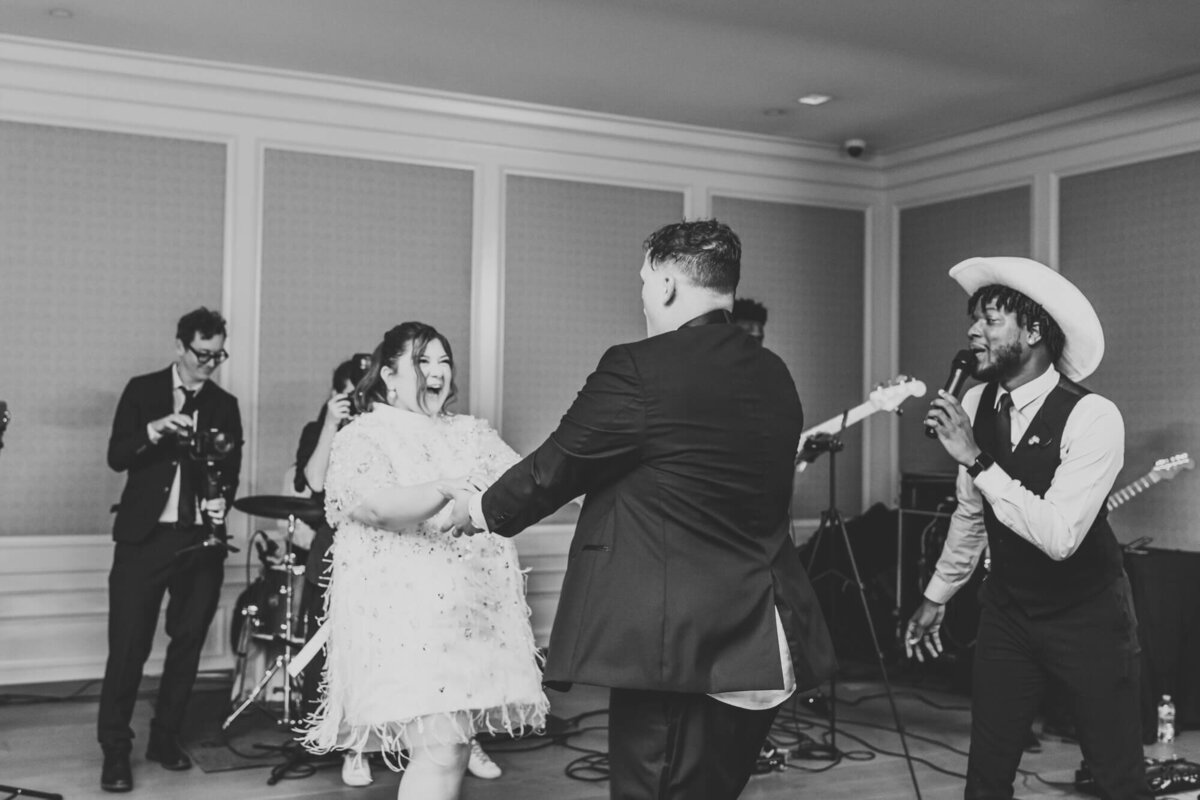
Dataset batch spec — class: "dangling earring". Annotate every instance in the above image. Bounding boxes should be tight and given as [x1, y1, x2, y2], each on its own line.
[386, 386, 398, 402]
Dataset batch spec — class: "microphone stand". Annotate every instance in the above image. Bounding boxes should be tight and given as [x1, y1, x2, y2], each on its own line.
[801, 431, 923, 800]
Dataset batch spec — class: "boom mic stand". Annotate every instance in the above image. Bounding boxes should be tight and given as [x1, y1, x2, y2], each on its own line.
[801, 431, 922, 800]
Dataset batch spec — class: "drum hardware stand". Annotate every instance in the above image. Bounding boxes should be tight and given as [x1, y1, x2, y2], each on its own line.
[801, 432, 923, 800]
[0, 411, 63, 800]
[223, 512, 303, 730]
[0, 785, 62, 800]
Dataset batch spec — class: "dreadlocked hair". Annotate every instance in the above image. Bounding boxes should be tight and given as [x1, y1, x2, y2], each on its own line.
[968, 285, 1065, 363]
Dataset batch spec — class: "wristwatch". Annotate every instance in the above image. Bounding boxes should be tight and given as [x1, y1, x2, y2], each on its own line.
[966, 452, 995, 478]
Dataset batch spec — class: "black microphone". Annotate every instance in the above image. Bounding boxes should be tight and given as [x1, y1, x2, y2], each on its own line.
[924, 349, 974, 439]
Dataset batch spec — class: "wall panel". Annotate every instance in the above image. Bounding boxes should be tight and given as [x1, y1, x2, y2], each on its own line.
[501, 176, 683, 458]
[897, 187, 1031, 479]
[1060, 151, 1200, 550]
[257, 149, 475, 495]
[0, 120, 226, 537]
[712, 196, 866, 517]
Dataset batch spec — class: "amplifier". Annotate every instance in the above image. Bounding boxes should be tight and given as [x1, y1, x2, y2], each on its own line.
[900, 472, 957, 512]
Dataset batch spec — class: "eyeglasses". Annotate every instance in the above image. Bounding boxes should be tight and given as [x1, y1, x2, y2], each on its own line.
[187, 344, 229, 365]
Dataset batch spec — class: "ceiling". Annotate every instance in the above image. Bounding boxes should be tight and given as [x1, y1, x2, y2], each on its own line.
[5, 0, 1200, 153]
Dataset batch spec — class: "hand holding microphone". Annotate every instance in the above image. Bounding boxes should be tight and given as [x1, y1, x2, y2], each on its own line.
[924, 349, 974, 439]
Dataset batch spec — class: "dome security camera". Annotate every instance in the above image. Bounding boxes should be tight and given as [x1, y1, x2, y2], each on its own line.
[843, 138, 867, 159]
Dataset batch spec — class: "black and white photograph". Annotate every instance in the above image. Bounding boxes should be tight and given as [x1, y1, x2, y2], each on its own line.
[3, 3, 1200, 799]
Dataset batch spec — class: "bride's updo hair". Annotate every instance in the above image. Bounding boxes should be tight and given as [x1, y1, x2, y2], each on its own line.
[354, 322, 458, 414]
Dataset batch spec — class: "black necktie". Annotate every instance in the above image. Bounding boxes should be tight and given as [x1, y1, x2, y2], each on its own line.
[177, 387, 197, 525]
[995, 393, 1014, 457]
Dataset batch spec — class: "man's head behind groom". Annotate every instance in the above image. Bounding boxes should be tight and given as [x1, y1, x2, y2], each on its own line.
[640, 219, 741, 337]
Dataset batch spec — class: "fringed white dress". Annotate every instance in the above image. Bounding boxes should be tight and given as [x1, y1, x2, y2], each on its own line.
[300, 404, 548, 765]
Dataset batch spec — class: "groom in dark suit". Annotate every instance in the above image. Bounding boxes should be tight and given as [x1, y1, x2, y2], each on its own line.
[98, 307, 242, 793]
[451, 219, 836, 799]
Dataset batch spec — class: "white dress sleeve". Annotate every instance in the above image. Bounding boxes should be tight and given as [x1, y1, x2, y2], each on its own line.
[323, 422, 399, 529]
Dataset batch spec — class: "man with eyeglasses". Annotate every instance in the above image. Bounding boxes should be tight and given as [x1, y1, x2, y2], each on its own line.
[98, 307, 243, 793]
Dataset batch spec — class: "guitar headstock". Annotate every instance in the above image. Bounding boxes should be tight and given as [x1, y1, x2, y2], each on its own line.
[868, 376, 927, 413]
[1151, 453, 1194, 481]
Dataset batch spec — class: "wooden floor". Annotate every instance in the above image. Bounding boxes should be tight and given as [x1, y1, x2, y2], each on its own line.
[2, 675, 1196, 800]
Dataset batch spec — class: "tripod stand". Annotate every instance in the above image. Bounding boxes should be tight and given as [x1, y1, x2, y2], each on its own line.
[802, 432, 922, 800]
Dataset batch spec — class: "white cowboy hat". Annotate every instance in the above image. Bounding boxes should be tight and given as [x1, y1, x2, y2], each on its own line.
[948, 256, 1104, 382]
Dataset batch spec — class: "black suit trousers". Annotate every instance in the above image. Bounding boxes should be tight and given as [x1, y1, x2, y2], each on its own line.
[97, 524, 225, 745]
[608, 688, 779, 800]
[300, 576, 327, 721]
[966, 576, 1151, 800]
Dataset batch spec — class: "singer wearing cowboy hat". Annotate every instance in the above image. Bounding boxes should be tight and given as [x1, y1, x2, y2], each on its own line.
[906, 258, 1150, 800]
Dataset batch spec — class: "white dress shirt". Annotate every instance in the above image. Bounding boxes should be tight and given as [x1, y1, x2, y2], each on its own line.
[924, 365, 1124, 605]
[147, 365, 203, 525]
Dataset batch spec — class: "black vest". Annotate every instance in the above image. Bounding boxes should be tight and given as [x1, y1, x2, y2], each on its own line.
[974, 377, 1123, 617]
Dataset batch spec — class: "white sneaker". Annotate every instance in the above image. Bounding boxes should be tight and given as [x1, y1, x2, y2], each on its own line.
[341, 751, 373, 787]
[467, 739, 502, 780]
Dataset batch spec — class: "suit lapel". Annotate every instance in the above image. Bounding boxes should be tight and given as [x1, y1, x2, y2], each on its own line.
[152, 366, 177, 420]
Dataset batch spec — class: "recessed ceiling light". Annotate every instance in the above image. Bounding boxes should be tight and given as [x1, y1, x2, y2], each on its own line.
[797, 94, 833, 107]
[762, 107, 790, 117]
[48, 8, 74, 18]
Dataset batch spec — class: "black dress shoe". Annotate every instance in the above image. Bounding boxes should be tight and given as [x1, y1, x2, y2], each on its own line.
[146, 731, 192, 771]
[101, 744, 133, 793]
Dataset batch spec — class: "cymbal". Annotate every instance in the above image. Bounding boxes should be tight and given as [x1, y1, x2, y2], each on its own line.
[233, 494, 324, 524]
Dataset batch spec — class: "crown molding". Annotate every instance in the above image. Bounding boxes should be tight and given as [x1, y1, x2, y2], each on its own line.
[881, 71, 1200, 189]
[0, 34, 883, 189]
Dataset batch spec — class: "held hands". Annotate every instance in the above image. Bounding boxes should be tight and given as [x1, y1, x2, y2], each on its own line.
[924, 390, 981, 466]
[436, 473, 490, 537]
[904, 599, 946, 662]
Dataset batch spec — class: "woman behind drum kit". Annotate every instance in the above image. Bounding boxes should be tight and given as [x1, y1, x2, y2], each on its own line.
[293, 353, 372, 785]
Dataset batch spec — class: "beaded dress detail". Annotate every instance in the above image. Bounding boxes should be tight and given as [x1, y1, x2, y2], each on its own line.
[300, 405, 548, 764]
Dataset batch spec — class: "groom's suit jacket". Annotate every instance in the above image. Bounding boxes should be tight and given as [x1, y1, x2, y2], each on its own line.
[481, 310, 836, 694]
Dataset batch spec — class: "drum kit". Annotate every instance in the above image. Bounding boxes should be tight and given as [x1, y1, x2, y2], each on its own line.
[223, 494, 325, 730]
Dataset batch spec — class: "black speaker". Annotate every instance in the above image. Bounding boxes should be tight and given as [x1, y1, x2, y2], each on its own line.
[900, 472, 956, 512]
[798, 504, 907, 663]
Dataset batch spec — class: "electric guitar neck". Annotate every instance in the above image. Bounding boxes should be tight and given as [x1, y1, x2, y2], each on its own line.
[1106, 453, 1193, 513]
[797, 376, 927, 470]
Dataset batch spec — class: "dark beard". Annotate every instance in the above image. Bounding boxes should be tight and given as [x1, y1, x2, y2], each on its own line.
[971, 341, 1022, 382]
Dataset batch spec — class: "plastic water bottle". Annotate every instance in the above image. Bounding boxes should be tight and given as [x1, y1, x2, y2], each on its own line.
[1157, 694, 1176, 744]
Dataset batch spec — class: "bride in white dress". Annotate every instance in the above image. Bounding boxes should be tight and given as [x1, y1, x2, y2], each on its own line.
[301, 322, 548, 800]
